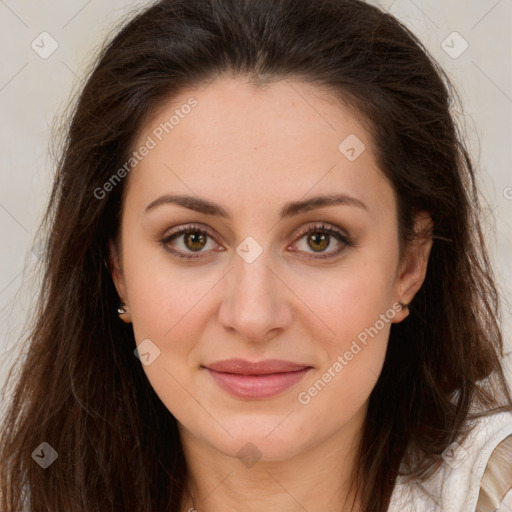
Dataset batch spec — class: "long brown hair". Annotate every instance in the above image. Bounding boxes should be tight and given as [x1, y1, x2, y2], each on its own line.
[1, 0, 511, 510]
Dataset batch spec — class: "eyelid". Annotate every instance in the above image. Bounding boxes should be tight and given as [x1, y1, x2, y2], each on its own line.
[292, 222, 350, 242]
[161, 222, 217, 241]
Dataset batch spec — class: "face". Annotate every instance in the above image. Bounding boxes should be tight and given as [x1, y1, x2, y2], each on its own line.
[110, 77, 432, 462]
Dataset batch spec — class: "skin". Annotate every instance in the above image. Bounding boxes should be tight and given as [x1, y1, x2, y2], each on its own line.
[110, 76, 433, 512]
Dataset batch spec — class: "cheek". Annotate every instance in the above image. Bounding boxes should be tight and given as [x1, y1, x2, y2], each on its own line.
[293, 273, 393, 441]
[289, 244, 397, 407]
[297, 273, 393, 400]
[290, 242, 398, 350]
[123, 248, 215, 420]
[122, 235, 215, 340]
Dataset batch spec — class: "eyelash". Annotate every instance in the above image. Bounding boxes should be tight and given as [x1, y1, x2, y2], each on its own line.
[159, 223, 353, 261]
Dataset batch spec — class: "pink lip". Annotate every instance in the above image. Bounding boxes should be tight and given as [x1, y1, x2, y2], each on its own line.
[204, 359, 312, 399]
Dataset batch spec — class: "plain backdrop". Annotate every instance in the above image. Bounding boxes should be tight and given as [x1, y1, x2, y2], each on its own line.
[1, 0, 512, 406]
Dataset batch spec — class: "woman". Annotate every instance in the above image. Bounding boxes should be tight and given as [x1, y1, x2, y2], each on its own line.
[1, 0, 511, 511]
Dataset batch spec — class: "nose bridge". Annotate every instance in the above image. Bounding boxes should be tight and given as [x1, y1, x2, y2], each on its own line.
[233, 247, 274, 302]
[218, 241, 291, 341]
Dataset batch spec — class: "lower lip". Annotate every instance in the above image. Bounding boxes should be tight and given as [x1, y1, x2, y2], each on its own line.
[205, 367, 311, 399]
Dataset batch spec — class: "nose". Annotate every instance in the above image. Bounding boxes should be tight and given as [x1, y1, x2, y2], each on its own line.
[218, 249, 293, 344]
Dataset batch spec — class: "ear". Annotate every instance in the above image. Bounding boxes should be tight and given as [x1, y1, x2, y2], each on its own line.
[391, 211, 433, 323]
[108, 239, 131, 323]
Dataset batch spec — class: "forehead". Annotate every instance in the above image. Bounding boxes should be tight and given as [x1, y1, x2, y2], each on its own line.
[140, 76, 370, 158]
[125, 77, 394, 221]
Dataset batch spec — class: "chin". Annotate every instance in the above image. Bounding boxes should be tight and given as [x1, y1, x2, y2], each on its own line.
[195, 416, 315, 464]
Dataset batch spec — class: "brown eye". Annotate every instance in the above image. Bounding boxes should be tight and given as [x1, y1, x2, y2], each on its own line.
[160, 224, 220, 260]
[307, 231, 330, 252]
[291, 224, 353, 260]
[183, 231, 208, 251]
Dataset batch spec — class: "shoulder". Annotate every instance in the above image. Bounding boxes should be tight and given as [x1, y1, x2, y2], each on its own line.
[388, 410, 512, 512]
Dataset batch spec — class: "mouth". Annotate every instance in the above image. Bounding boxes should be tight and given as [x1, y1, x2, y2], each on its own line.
[203, 359, 313, 399]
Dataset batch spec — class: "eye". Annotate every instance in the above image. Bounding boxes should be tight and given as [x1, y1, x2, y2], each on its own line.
[160, 224, 222, 260]
[289, 223, 353, 260]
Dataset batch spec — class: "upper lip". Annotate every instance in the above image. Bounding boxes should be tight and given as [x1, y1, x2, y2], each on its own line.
[204, 358, 311, 375]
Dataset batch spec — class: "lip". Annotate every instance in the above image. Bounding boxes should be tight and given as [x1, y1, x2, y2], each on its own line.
[204, 359, 312, 399]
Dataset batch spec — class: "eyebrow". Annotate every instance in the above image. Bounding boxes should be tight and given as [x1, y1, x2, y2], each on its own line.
[144, 193, 367, 219]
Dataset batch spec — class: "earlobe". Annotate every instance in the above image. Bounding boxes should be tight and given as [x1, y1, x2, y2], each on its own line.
[116, 302, 132, 323]
[392, 212, 433, 323]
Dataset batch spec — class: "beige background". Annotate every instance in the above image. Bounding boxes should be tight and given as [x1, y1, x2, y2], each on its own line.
[1, 0, 511, 399]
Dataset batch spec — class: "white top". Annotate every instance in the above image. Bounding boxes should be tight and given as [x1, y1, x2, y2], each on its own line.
[388, 410, 512, 512]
